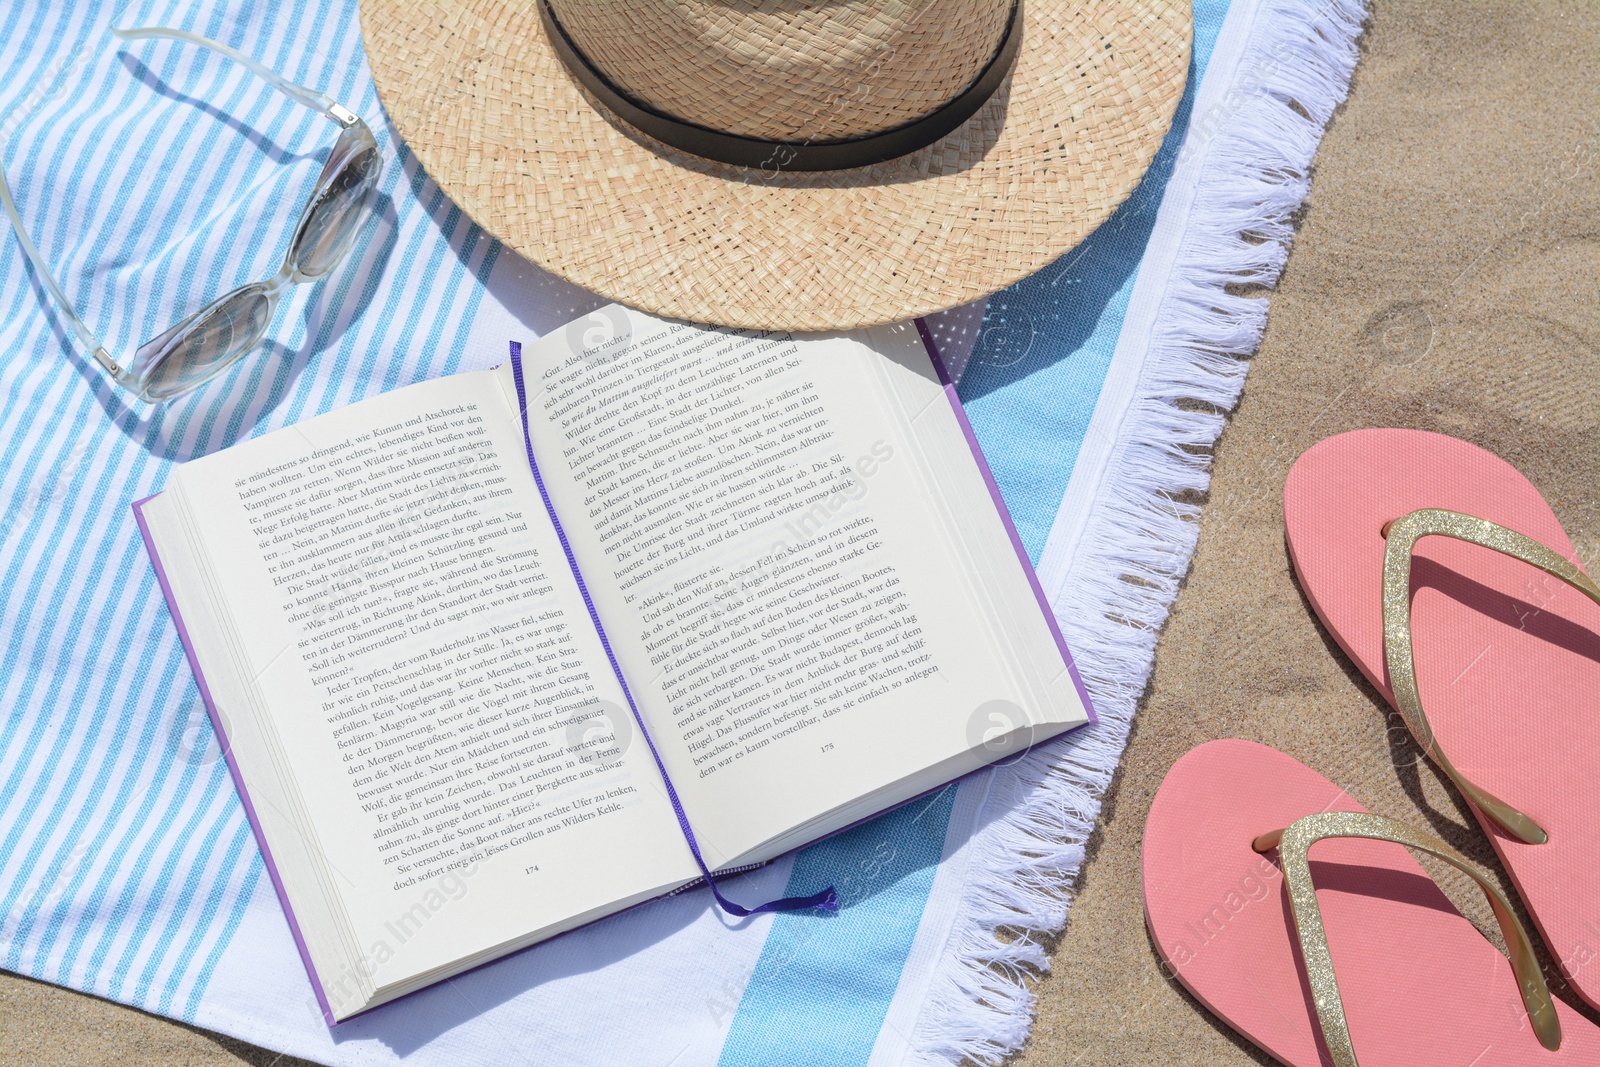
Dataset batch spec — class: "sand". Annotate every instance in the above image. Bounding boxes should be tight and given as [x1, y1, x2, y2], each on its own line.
[3, 2, 1596, 1063]
[1016, 1, 1600, 1063]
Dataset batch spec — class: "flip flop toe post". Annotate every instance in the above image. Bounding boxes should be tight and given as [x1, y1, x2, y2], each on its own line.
[1143, 740, 1597, 1065]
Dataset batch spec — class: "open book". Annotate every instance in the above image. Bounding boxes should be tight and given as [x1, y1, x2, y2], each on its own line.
[136, 307, 1092, 1023]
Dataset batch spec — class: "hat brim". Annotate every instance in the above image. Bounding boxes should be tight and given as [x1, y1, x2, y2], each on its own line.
[360, 0, 1191, 331]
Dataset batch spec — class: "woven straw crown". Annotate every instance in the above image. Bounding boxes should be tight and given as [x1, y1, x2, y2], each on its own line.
[547, 0, 1015, 142]
[360, 0, 1192, 330]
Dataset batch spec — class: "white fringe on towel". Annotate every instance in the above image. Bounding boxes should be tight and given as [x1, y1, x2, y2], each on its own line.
[911, 1, 1367, 1062]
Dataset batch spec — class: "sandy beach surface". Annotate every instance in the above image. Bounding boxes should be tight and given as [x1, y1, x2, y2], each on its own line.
[1017, 1, 1599, 1063]
[3, 2, 1596, 1063]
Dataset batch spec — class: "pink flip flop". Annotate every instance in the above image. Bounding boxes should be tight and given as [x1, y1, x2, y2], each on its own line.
[1284, 429, 1600, 1007]
[1143, 739, 1597, 1065]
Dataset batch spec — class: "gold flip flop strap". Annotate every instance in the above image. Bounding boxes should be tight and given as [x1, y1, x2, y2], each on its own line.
[1254, 811, 1562, 1065]
[1382, 508, 1600, 845]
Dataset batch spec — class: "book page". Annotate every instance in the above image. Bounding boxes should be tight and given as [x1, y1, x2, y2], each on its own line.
[517, 309, 1086, 869]
[165, 368, 697, 1010]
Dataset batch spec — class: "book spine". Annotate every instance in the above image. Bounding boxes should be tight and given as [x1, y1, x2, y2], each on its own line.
[506, 342, 835, 916]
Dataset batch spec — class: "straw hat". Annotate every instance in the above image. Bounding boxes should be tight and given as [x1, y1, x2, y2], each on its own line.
[360, 1, 1190, 331]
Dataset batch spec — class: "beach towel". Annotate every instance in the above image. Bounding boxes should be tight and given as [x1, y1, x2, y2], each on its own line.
[0, 1, 1363, 1062]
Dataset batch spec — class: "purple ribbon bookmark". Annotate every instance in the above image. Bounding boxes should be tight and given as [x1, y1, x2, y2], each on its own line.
[508, 341, 838, 917]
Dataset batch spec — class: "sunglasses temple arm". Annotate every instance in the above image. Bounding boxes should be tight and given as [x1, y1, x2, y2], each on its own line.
[0, 154, 120, 375]
[111, 27, 355, 127]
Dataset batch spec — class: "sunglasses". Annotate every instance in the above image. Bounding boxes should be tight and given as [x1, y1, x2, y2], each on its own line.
[0, 26, 383, 402]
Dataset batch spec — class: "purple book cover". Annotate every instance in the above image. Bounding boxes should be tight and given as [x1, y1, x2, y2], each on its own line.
[132, 496, 339, 1026]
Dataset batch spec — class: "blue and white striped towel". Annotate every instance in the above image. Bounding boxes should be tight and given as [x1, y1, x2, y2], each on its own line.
[0, 1, 1361, 1063]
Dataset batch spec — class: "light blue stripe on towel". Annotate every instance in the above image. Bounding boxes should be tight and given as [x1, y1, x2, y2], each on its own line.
[1, 3, 326, 1004]
[4, 6, 339, 987]
[717, 3, 1232, 1061]
[961, 0, 1233, 563]
[720, 788, 958, 1067]
[0, 0, 503, 1018]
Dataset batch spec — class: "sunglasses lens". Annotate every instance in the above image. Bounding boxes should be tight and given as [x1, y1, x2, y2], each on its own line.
[289, 141, 381, 279]
[139, 287, 274, 400]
